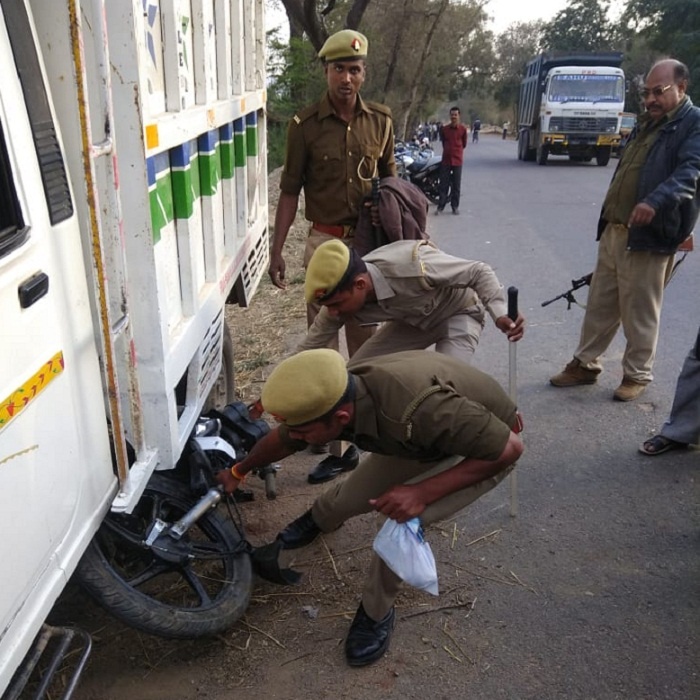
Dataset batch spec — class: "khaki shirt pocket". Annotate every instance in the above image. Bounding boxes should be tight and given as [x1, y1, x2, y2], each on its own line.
[313, 142, 343, 177]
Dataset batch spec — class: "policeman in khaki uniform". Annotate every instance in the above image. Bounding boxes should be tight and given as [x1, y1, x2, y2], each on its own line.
[300, 238, 525, 364]
[217, 349, 524, 667]
[297, 238, 525, 484]
[269, 28, 396, 358]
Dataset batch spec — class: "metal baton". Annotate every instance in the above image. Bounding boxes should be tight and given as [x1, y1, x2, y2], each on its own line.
[507, 286, 519, 518]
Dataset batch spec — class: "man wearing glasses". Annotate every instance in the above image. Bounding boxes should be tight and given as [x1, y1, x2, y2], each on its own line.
[550, 59, 700, 402]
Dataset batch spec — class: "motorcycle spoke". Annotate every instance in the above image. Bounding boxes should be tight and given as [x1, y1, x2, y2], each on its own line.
[180, 566, 214, 606]
[126, 559, 174, 588]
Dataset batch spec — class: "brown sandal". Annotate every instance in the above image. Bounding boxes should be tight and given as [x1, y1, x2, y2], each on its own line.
[639, 435, 687, 456]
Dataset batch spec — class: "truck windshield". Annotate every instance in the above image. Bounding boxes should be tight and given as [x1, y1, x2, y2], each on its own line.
[548, 74, 624, 104]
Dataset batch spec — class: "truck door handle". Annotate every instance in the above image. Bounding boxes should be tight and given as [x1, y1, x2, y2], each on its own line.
[18, 271, 49, 308]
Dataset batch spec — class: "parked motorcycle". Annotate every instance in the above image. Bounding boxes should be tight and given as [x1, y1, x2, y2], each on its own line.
[395, 141, 446, 205]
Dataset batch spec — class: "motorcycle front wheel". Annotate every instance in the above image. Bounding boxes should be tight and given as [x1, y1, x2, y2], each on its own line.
[76, 475, 252, 639]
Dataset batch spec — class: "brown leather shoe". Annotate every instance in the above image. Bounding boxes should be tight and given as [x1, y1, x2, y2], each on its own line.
[550, 358, 600, 387]
[613, 377, 647, 402]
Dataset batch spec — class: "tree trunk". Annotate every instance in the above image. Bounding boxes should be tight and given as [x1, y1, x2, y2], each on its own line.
[383, 0, 413, 96]
[400, 0, 450, 138]
[280, 0, 374, 52]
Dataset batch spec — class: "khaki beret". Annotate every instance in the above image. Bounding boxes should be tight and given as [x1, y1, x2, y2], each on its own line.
[304, 240, 351, 303]
[318, 30, 368, 63]
[261, 349, 349, 426]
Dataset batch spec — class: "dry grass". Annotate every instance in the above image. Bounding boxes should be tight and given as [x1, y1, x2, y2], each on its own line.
[225, 168, 308, 402]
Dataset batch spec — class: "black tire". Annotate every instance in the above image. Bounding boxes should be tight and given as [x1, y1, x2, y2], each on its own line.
[76, 475, 252, 639]
[203, 319, 235, 412]
[421, 171, 443, 205]
[596, 147, 611, 167]
[536, 143, 549, 166]
[523, 132, 536, 162]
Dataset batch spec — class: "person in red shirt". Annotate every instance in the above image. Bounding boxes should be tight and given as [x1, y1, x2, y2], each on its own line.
[437, 106, 468, 215]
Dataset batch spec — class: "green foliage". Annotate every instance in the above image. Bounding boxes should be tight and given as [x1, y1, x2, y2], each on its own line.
[265, 29, 326, 170]
[622, 0, 700, 102]
[541, 0, 618, 53]
[492, 21, 544, 122]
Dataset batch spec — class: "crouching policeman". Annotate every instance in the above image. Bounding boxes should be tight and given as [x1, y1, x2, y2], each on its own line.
[218, 349, 523, 667]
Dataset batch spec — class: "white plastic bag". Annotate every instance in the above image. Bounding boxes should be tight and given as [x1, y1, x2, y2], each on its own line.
[372, 517, 438, 595]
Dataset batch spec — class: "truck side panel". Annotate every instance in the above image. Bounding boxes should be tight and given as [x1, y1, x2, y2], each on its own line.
[30, 0, 268, 510]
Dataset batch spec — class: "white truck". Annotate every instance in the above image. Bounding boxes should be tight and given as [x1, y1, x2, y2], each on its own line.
[0, 0, 268, 695]
[517, 52, 625, 166]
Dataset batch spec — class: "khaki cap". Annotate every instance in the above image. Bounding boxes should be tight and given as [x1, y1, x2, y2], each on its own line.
[318, 30, 368, 63]
[261, 349, 349, 426]
[304, 240, 351, 304]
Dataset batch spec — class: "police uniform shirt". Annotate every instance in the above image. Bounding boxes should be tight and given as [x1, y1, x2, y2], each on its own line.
[297, 240, 508, 351]
[279, 93, 396, 226]
[279, 351, 516, 462]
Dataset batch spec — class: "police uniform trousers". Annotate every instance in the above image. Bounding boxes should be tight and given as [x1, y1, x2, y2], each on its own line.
[659, 326, 700, 445]
[574, 223, 675, 383]
[311, 453, 514, 621]
[304, 227, 375, 356]
[347, 313, 484, 364]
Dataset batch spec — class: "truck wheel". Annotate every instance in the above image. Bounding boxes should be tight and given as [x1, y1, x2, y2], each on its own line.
[203, 318, 235, 411]
[536, 144, 549, 166]
[596, 148, 611, 167]
[523, 133, 536, 162]
[76, 475, 252, 639]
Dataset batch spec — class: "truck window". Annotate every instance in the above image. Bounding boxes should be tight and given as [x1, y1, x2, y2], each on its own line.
[2, 0, 73, 225]
[0, 120, 27, 257]
[548, 74, 624, 104]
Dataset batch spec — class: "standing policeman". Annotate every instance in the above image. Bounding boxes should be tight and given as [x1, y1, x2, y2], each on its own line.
[269, 28, 396, 354]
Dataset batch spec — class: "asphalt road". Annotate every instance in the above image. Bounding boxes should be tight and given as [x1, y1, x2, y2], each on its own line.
[425, 133, 700, 699]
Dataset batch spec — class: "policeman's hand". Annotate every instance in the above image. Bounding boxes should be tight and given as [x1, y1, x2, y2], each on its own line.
[364, 199, 381, 228]
[216, 468, 242, 495]
[369, 484, 426, 523]
[268, 253, 287, 289]
[628, 202, 656, 228]
[248, 398, 264, 420]
[495, 313, 525, 342]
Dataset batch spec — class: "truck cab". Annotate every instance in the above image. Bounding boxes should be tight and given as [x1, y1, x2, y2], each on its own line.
[518, 52, 625, 166]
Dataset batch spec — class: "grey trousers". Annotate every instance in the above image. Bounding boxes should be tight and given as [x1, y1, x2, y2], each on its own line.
[659, 326, 700, 445]
[311, 453, 514, 621]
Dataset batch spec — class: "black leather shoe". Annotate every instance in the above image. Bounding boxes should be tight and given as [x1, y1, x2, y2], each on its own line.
[276, 509, 321, 550]
[345, 604, 395, 667]
[307, 445, 360, 484]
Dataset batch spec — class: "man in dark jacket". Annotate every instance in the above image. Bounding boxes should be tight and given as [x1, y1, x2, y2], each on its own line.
[550, 59, 700, 401]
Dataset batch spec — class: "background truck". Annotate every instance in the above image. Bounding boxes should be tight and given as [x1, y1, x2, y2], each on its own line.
[517, 52, 625, 166]
[0, 0, 268, 695]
